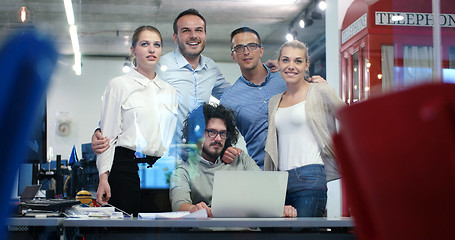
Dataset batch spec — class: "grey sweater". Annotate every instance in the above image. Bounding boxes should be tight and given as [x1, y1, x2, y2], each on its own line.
[264, 83, 346, 181]
[169, 151, 261, 211]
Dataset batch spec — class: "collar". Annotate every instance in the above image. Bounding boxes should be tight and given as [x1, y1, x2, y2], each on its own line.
[198, 153, 221, 166]
[174, 49, 207, 71]
[130, 68, 164, 90]
[239, 64, 271, 87]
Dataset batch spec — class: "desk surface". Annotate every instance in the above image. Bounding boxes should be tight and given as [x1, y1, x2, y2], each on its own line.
[8, 217, 353, 228]
[8, 217, 64, 227]
[65, 217, 353, 228]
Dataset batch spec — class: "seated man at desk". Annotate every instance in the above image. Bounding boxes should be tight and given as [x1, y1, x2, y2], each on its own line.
[169, 103, 296, 217]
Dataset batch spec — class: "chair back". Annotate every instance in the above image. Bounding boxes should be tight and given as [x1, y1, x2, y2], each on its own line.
[334, 83, 455, 240]
[0, 30, 57, 240]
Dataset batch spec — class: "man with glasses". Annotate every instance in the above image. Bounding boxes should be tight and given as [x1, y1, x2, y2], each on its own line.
[220, 27, 325, 169]
[219, 27, 287, 169]
[169, 103, 264, 217]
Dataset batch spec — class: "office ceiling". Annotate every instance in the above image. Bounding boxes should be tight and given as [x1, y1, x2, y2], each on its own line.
[0, 0, 326, 62]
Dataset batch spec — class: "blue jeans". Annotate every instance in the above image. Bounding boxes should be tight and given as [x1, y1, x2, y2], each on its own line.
[286, 164, 327, 217]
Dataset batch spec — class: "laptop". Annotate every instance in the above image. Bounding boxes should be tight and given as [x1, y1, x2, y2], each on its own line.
[210, 171, 288, 218]
[20, 184, 42, 202]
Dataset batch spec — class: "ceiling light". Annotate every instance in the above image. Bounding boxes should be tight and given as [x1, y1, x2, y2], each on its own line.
[318, 0, 327, 11]
[63, 0, 81, 75]
[69, 25, 80, 53]
[63, 0, 75, 25]
[286, 33, 295, 42]
[17, 6, 30, 23]
[299, 19, 305, 28]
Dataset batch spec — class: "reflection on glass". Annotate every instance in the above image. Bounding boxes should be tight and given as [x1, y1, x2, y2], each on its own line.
[403, 45, 433, 87]
[381, 45, 394, 92]
[445, 47, 455, 84]
[352, 51, 359, 102]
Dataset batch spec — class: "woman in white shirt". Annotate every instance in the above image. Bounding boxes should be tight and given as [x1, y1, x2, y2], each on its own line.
[96, 26, 178, 216]
[264, 40, 345, 217]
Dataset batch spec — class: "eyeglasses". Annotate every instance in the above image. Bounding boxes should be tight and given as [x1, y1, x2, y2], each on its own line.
[231, 43, 261, 54]
[205, 129, 228, 139]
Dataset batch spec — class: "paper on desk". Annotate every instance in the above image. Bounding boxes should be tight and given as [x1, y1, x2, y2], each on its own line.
[138, 209, 208, 219]
[65, 206, 117, 218]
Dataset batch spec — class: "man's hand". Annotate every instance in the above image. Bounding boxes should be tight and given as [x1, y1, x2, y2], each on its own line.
[265, 59, 279, 73]
[92, 129, 109, 154]
[308, 75, 328, 84]
[221, 147, 242, 164]
[282, 205, 297, 218]
[96, 172, 111, 205]
[190, 202, 213, 217]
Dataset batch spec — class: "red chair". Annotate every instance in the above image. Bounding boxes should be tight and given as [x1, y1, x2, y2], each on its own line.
[333, 83, 455, 240]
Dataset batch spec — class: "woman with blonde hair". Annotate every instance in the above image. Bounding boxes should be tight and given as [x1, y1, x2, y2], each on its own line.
[264, 40, 345, 217]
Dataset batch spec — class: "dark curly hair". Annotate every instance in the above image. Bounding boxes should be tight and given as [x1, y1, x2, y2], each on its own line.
[182, 103, 239, 151]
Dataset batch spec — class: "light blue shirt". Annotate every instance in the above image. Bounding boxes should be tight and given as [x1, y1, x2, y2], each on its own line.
[157, 50, 231, 142]
[220, 66, 286, 169]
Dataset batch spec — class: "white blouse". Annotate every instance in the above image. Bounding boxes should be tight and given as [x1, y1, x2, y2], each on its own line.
[275, 100, 323, 171]
[97, 69, 178, 175]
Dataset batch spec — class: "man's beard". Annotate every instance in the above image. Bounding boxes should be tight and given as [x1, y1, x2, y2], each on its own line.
[202, 142, 223, 160]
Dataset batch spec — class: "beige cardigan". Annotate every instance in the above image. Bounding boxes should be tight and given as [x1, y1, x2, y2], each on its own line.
[264, 83, 346, 181]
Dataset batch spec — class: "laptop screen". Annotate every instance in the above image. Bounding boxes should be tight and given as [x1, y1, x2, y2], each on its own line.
[211, 171, 288, 218]
[20, 184, 41, 202]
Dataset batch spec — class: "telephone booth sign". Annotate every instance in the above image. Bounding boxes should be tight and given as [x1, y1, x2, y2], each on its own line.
[340, 0, 455, 104]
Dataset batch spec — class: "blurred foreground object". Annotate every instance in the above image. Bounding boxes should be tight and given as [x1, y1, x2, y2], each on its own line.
[334, 83, 455, 240]
[0, 30, 58, 240]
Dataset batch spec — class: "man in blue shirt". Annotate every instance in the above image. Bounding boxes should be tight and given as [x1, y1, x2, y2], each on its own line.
[220, 27, 325, 169]
[156, 9, 231, 143]
[219, 27, 286, 169]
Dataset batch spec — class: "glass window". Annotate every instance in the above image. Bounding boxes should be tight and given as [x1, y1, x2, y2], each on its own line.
[403, 45, 433, 87]
[381, 45, 394, 92]
[352, 51, 359, 102]
[444, 47, 455, 83]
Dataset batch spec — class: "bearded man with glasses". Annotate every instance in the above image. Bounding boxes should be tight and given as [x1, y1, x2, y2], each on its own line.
[169, 103, 263, 217]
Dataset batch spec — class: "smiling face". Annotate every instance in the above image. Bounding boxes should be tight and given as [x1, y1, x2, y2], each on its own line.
[201, 118, 227, 162]
[131, 30, 162, 76]
[231, 32, 263, 72]
[278, 46, 309, 85]
[173, 14, 206, 60]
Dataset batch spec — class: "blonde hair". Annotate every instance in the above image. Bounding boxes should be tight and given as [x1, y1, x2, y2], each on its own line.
[278, 40, 310, 80]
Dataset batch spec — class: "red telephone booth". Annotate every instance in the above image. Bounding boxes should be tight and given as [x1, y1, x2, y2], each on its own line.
[340, 0, 455, 104]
